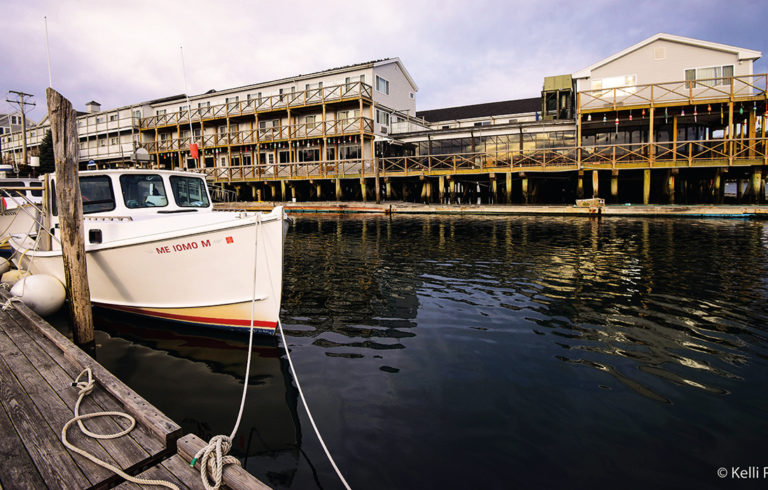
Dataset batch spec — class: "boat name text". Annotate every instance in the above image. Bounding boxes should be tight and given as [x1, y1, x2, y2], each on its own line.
[156, 239, 213, 254]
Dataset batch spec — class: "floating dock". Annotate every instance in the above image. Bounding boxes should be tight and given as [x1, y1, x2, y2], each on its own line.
[216, 201, 768, 218]
[0, 288, 269, 489]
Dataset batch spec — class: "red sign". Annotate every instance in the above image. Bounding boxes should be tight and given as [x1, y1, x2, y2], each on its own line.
[190, 143, 199, 159]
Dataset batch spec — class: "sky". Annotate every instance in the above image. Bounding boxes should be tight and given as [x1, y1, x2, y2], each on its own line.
[2, 0, 768, 123]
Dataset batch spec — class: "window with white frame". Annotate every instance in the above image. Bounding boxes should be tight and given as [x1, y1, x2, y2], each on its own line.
[685, 65, 734, 88]
[376, 75, 390, 95]
[156, 109, 166, 116]
[110, 137, 118, 145]
[376, 109, 390, 126]
[226, 96, 239, 104]
[306, 115, 319, 131]
[109, 114, 118, 121]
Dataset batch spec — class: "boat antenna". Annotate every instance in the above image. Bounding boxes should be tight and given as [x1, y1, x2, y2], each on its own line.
[44, 16, 53, 87]
[179, 46, 197, 166]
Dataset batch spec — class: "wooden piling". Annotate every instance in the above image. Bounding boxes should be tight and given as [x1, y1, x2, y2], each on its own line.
[643, 169, 651, 205]
[46, 88, 94, 347]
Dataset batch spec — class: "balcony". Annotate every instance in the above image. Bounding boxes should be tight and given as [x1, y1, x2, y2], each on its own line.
[139, 82, 373, 129]
[139, 117, 374, 153]
[579, 73, 768, 112]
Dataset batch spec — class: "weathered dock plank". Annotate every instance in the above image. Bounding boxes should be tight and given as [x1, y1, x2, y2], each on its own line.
[0, 349, 92, 488]
[0, 289, 180, 489]
[0, 289, 182, 447]
[0, 399, 46, 488]
[0, 289, 271, 489]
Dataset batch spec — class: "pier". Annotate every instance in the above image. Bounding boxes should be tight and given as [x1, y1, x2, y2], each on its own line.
[0, 288, 269, 489]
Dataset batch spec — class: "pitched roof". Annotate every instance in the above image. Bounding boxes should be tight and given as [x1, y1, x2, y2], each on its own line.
[573, 33, 762, 79]
[416, 97, 540, 122]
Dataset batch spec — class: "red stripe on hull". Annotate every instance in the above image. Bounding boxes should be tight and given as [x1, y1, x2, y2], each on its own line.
[100, 303, 277, 329]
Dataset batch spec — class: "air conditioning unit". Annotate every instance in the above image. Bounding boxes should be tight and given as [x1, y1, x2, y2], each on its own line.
[380, 126, 388, 135]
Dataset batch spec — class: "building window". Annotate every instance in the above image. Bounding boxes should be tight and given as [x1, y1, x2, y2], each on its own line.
[11, 116, 18, 124]
[685, 65, 734, 88]
[109, 114, 118, 121]
[591, 75, 637, 96]
[134, 110, 141, 118]
[110, 137, 118, 145]
[410, 93, 414, 99]
[306, 115, 319, 131]
[96, 117, 104, 123]
[376, 109, 390, 126]
[473, 121, 491, 127]
[156, 109, 166, 116]
[198, 102, 210, 109]
[376, 75, 390, 95]
[360, 75, 365, 84]
[226, 96, 239, 105]
[345, 77, 352, 89]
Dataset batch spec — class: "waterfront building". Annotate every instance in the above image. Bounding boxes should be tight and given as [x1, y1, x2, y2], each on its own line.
[1, 34, 764, 204]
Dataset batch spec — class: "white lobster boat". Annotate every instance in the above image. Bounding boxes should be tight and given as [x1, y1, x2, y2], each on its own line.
[0, 178, 44, 247]
[9, 169, 285, 334]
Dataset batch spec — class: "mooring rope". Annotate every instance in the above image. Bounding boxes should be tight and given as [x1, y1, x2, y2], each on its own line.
[262, 211, 352, 490]
[191, 213, 262, 489]
[61, 368, 179, 489]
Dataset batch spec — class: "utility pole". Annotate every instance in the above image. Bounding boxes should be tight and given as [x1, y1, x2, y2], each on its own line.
[6, 90, 36, 173]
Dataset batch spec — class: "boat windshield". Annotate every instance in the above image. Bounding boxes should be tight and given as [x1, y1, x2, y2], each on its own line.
[120, 174, 169, 209]
[81, 176, 116, 214]
[169, 176, 210, 208]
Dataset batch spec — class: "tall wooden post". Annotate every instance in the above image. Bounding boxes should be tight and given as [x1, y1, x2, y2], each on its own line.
[438, 175, 445, 203]
[643, 169, 651, 205]
[610, 170, 619, 203]
[505, 172, 512, 204]
[47, 88, 94, 346]
[577, 170, 584, 199]
[521, 175, 529, 204]
[591, 170, 599, 198]
[336, 178, 343, 201]
[667, 171, 676, 204]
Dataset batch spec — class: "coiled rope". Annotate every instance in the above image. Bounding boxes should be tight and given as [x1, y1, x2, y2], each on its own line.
[190, 213, 262, 489]
[62, 368, 179, 489]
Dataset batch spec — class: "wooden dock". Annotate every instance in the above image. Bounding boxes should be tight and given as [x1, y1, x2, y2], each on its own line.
[216, 200, 768, 218]
[0, 288, 269, 489]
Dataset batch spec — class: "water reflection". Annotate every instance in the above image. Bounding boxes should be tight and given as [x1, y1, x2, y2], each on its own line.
[90, 312, 304, 487]
[285, 215, 768, 406]
[62, 214, 768, 489]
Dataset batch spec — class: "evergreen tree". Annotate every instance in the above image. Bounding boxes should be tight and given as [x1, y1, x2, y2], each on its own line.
[38, 129, 55, 175]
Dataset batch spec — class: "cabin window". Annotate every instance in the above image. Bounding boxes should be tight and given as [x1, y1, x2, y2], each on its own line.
[80, 176, 116, 214]
[120, 174, 169, 209]
[170, 176, 210, 208]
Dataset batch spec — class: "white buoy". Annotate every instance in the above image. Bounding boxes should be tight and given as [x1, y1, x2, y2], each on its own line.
[0, 258, 11, 275]
[2, 268, 30, 286]
[11, 274, 66, 316]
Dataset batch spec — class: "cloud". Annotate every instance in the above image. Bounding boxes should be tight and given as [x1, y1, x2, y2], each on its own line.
[2, 0, 766, 122]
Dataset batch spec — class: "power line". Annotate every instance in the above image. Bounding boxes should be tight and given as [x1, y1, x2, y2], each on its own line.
[6, 90, 36, 172]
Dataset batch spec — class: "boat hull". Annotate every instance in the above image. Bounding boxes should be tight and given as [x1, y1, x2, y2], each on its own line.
[12, 209, 284, 334]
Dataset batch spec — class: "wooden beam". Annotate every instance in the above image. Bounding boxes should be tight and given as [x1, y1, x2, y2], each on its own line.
[46, 88, 94, 347]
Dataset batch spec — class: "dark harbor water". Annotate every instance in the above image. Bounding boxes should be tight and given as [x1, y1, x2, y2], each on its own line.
[65, 214, 768, 489]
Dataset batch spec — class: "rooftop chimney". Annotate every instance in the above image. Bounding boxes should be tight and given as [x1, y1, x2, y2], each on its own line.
[85, 100, 101, 114]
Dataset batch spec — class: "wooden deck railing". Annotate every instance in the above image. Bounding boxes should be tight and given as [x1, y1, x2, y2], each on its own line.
[139, 82, 373, 129]
[139, 117, 373, 153]
[177, 136, 768, 184]
[579, 73, 768, 111]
